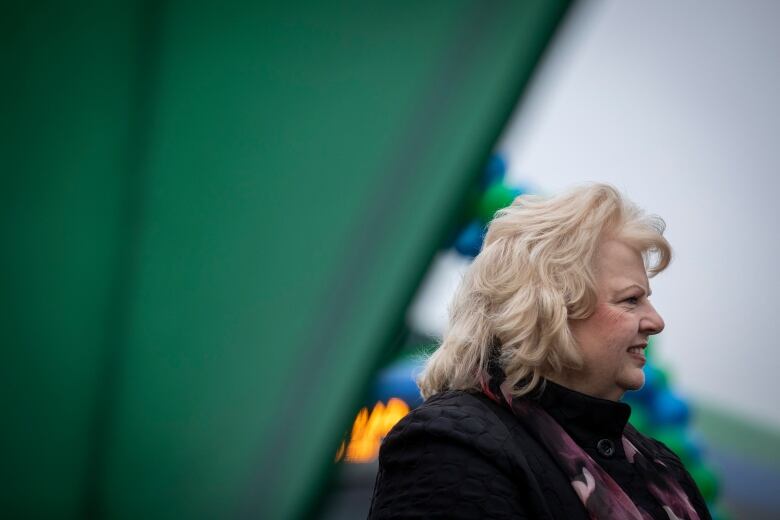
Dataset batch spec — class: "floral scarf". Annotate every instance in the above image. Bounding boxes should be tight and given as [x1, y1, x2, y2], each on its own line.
[481, 365, 700, 520]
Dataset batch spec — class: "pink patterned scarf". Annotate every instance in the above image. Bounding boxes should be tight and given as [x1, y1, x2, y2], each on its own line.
[482, 370, 701, 520]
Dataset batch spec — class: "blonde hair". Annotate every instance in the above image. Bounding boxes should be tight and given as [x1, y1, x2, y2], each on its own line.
[417, 183, 671, 400]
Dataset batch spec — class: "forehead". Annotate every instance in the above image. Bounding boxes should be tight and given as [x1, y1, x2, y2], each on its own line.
[594, 240, 649, 292]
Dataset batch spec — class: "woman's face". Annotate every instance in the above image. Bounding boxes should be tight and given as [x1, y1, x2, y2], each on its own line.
[559, 239, 665, 401]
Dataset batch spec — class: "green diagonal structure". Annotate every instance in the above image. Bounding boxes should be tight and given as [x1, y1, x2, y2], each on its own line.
[1, 1, 571, 518]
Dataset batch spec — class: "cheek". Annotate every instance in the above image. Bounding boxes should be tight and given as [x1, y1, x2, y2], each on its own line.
[599, 306, 628, 327]
[601, 310, 640, 349]
[577, 307, 634, 350]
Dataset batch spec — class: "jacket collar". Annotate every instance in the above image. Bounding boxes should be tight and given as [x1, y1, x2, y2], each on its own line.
[534, 379, 631, 444]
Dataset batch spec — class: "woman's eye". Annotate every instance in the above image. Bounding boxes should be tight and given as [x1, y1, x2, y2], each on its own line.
[624, 296, 640, 305]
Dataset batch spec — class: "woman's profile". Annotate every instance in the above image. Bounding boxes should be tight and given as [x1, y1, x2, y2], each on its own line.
[368, 184, 710, 519]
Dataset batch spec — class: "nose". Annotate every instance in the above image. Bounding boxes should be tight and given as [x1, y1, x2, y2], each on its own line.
[641, 301, 665, 335]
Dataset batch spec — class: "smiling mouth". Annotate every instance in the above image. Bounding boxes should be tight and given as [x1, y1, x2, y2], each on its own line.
[627, 345, 647, 354]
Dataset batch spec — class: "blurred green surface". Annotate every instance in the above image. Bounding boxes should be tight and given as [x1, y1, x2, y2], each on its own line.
[1, 2, 147, 517]
[1, 1, 571, 518]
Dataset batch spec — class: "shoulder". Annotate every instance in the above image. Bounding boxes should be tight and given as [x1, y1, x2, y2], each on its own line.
[381, 391, 517, 463]
[397, 390, 509, 430]
[370, 391, 533, 519]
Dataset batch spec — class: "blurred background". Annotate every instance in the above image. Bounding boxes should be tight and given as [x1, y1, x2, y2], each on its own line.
[3, 1, 779, 519]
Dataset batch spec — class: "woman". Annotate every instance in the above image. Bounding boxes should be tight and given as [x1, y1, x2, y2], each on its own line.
[368, 184, 710, 519]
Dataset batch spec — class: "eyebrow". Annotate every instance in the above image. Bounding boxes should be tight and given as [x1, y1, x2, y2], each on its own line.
[617, 283, 652, 297]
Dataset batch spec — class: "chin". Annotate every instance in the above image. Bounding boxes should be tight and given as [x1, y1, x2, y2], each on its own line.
[621, 372, 646, 392]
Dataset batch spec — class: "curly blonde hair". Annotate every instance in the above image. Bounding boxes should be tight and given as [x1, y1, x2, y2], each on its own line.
[417, 183, 671, 400]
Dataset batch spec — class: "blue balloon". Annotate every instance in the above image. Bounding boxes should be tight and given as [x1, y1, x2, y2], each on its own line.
[453, 220, 485, 257]
[371, 358, 424, 408]
[650, 389, 691, 426]
[483, 153, 508, 187]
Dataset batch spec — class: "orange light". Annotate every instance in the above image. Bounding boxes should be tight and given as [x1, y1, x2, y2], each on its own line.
[335, 398, 410, 463]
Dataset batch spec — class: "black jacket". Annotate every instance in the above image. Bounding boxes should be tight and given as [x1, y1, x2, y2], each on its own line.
[368, 384, 711, 519]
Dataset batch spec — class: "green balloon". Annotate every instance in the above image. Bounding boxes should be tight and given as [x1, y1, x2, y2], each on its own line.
[646, 337, 656, 360]
[690, 464, 719, 502]
[477, 183, 517, 223]
[657, 366, 673, 387]
[628, 406, 651, 434]
[653, 427, 688, 462]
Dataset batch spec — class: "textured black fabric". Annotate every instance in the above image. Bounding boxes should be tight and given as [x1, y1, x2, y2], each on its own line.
[368, 386, 711, 520]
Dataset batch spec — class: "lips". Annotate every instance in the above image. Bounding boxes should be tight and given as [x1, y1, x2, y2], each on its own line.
[627, 344, 647, 364]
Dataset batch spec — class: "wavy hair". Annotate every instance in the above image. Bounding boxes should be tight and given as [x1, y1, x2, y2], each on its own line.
[417, 183, 671, 400]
